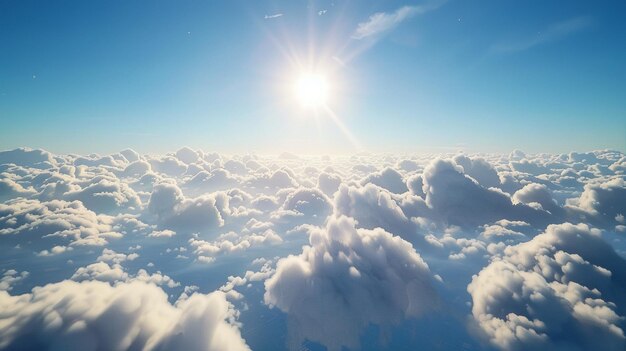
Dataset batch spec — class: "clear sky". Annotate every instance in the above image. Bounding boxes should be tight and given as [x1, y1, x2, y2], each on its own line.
[1, 0, 625, 155]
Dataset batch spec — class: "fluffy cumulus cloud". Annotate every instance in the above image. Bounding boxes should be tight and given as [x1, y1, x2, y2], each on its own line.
[0, 270, 29, 291]
[71, 260, 180, 288]
[264, 216, 439, 351]
[360, 167, 408, 194]
[147, 182, 227, 234]
[0, 280, 249, 351]
[468, 223, 626, 351]
[0, 148, 56, 169]
[333, 183, 421, 240]
[573, 177, 626, 227]
[453, 154, 502, 189]
[0, 198, 143, 248]
[1, 147, 626, 350]
[272, 187, 332, 225]
[422, 159, 553, 228]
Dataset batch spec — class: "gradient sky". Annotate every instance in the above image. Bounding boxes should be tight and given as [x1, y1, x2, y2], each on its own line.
[1, 0, 625, 155]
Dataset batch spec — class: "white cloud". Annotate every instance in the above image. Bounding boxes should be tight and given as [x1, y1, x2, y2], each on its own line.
[0, 198, 141, 247]
[148, 229, 176, 238]
[468, 223, 626, 350]
[190, 228, 282, 263]
[0, 178, 36, 202]
[175, 146, 201, 165]
[147, 182, 228, 234]
[422, 159, 553, 228]
[453, 154, 502, 189]
[37, 245, 73, 257]
[264, 13, 283, 20]
[0, 280, 249, 351]
[97, 248, 139, 264]
[317, 172, 341, 197]
[352, 2, 444, 40]
[0, 147, 55, 169]
[573, 177, 626, 226]
[264, 216, 439, 350]
[0, 270, 28, 291]
[360, 167, 408, 194]
[71, 261, 180, 288]
[1, 147, 626, 350]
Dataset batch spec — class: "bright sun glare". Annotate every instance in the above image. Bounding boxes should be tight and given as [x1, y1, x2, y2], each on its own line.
[295, 73, 329, 108]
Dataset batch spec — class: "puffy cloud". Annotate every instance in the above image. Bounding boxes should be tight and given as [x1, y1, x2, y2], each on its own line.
[175, 147, 201, 165]
[509, 159, 550, 175]
[0, 280, 249, 351]
[97, 248, 139, 264]
[453, 154, 501, 189]
[468, 223, 626, 351]
[121, 160, 152, 178]
[360, 167, 408, 194]
[71, 262, 179, 288]
[147, 183, 227, 233]
[0, 148, 55, 169]
[183, 169, 239, 195]
[609, 156, 626, 174]
[272, 188, 332, 225]
[282, 188, 331, 215]
[513, 183, 564, 216]
[220, 262, 276, 295]
[223, 160, 248, 176]
[147, 183, 184, 216]
[73, 154, 123, 168]
[63, 176, 141, 214]
[148, 156, 187, 176]
[0, 270, 29, 291]
[334, 184, 421, 241]
[396, 159, 420, 172]
[71, 262, 128, 283]
[317, 172, 341, 196]
[119, 149, 140, 163]
[480, 220, 530, 240]
[406, 174, 425, 197]
[250, 195, 279, 212]
[264, 216, 438, 350]
[422, 159, 552, 228]
[245, 169, 297, 190]
[190, 229, 282, 263]
[0, 198, 139, 247]
[148, 229, 176, 238]
[0, 177, 36, 201]
[574, 177, 626, 226]
[37, 245, 73, 257]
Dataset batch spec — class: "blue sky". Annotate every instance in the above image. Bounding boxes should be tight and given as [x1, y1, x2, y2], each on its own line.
[1, 0, 625, 154]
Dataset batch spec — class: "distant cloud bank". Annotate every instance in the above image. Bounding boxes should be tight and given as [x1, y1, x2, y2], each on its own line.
[0, 146, 625, 350]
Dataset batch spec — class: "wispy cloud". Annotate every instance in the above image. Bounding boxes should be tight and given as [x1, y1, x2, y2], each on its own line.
[491, 17, 592, 54]
[352, 1, 444, 40]
[264, 13, 283, 20]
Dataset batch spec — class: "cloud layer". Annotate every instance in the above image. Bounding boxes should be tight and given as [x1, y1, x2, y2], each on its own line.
[0, 146, 625, 350]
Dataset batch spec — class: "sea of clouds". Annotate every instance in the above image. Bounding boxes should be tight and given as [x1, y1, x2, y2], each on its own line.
[0, 147, 625, 351]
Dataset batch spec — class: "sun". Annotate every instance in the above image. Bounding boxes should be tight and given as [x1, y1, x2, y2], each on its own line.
[294, 73, 329, 108]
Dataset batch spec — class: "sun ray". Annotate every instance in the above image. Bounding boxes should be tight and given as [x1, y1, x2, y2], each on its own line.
[323, 105, 362, 151]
